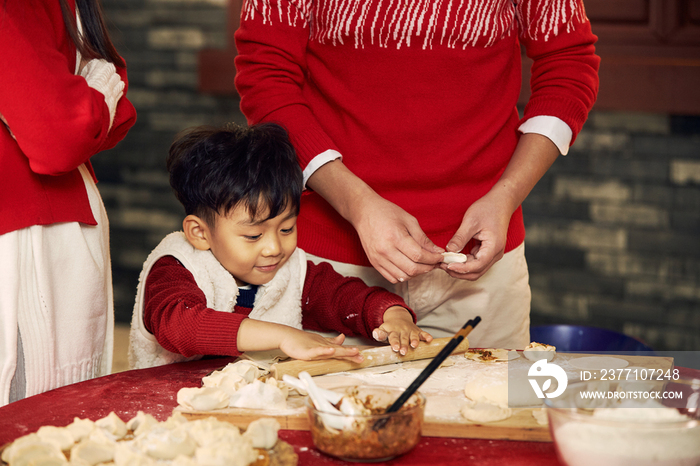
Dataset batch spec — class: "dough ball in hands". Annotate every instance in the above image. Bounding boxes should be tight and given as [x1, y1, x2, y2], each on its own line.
[441, 252, 467, 264]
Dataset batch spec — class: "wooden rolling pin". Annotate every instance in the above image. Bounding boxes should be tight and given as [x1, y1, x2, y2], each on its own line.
[270, 336, 469, 379]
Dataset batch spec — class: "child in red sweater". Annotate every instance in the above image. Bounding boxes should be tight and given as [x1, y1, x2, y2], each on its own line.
[128, 123, 431, 369]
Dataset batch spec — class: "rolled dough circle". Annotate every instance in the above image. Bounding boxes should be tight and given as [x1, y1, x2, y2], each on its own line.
[461, 402, 513, 423]
[463, 373, 542, 408]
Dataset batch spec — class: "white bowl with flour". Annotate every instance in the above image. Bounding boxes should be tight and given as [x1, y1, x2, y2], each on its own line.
[545, 378, 700, 466]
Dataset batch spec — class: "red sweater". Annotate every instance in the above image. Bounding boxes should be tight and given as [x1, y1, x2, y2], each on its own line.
[0, 0, 136, 235]
[235, 0, 599, 266]
[143, 256, 413, 358]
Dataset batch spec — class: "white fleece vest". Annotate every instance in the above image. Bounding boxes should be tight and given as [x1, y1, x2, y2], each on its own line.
[128, 232, 306, 369]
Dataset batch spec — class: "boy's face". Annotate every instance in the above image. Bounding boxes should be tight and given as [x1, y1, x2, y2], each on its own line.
[203, 203, 298, 286]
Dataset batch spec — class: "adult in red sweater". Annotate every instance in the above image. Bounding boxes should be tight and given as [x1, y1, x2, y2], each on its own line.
[234, 0, 600, 346]
[129, 124, 431, 369]
[0, 0, 136, 406]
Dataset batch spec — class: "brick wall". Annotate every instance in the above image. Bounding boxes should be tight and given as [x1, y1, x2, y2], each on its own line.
[524, 113, 700, 351]
[99, 0, 700, 351]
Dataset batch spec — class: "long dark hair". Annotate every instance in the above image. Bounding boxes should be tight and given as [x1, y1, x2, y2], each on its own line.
[59, 0, 125, 68]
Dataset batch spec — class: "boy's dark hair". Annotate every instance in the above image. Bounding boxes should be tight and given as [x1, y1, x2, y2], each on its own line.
[167, 123, 302, 226]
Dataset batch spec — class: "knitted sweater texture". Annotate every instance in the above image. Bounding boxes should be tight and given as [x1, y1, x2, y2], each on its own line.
[0, 0, 136, 235]
[234, 0, 599, 266]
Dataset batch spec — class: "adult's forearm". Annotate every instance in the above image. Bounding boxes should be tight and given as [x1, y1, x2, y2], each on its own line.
[305, 159, 378, 227]
[489, 133, 560, 214]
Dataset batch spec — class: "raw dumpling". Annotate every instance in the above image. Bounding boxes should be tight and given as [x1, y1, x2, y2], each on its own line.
[136, 426, 197, 460]
[177, 387, 230, 411]
[1, 435, 67, 466]
[70, 439, 115, 465]
[242, 418, 280, 450]
[126, 411, 160, 436]
[194, 436, 257, 466]
[229, 379, 287, 410]
[65, 418, 95, 443]
[95, 411, 128, 439]
[37, 425, 74, 451]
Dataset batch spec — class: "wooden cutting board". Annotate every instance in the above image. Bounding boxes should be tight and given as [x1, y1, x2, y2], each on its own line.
[176, 352, 674, 442]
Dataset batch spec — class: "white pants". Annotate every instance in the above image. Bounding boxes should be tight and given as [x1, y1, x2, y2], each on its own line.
[0, 165, 114, 406]
[308, 243, 531, 349]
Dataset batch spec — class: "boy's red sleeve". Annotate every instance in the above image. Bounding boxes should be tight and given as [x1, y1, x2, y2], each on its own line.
[300, 261, 415, 337]
[143, 256, 246, 357]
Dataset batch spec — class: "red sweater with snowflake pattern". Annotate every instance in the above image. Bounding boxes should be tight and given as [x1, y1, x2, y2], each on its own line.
[234, 0, 599, 266]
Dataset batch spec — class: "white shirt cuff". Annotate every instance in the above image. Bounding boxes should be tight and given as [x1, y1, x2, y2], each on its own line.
[518, 115, 573, 155]
[302, 149, 342, 188]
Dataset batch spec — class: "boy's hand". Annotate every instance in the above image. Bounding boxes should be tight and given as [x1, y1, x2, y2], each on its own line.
[278, 330, 364, 363]
[373, 306, 433, 355]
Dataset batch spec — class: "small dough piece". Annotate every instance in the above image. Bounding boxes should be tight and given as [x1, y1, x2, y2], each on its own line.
[441, 252, 467, 264]
[177, 387, 230, 411]
[523, 342, 556, 362]
[461, 401, 513, 423]
[465, 348, 518, 362]
[242, 418, 280, 450]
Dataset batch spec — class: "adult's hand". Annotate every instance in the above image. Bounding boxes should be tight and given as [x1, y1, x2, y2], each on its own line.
[308, 160, 444, 283]
[441, 132, 561, 280]
[439, 190, 512, 280]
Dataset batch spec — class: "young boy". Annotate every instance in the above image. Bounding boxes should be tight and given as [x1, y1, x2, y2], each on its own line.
[129, 123, 432, 369]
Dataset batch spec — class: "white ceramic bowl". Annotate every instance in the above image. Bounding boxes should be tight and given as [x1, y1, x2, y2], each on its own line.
[545, 376, 700, 466]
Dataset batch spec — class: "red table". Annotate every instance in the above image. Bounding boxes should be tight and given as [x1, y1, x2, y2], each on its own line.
[0, 357, 561, 465]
